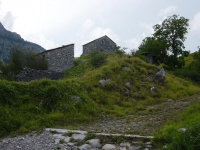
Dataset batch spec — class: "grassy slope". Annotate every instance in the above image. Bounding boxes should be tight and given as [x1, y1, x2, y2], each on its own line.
[0, 52, 200, 138]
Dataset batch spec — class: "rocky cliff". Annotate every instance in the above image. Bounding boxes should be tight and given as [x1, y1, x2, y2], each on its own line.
[0, 22, 45, 63]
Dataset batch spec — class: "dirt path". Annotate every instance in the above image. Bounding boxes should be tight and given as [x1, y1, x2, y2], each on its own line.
[79, 95, 200, 136]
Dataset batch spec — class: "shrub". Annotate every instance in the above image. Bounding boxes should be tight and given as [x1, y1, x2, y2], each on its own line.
[115, 46, 126, 57]
[89, 50, 107, 68]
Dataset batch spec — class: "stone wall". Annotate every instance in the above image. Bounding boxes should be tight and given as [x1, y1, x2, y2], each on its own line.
[39, 44, 74, 72]
[83, 35, 116, 55]
[16, 68, 64, 82]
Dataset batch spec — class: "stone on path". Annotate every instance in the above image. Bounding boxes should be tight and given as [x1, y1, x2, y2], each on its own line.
[79, 144, 92, 150]
[102, 144, 116, 150]
[86, 139, 101, 148]
[71, 133, 86, 141]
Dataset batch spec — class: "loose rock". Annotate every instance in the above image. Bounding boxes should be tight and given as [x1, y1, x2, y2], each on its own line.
[102, 144, 116, 150]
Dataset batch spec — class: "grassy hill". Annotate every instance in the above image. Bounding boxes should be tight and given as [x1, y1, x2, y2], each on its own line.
[1, 52, 200, 141]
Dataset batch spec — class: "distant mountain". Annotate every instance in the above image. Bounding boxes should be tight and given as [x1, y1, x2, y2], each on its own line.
[0, 22, 45, 63]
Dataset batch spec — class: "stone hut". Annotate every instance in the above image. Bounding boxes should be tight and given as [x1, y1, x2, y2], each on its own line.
[82, 35, 116, 55]
[39, 44, 74, 72]
[142, 52, 156, 64]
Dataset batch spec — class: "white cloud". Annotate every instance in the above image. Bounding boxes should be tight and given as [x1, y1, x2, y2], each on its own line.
[140, 23, 154, 36]
[82, 19, 95, 29]
[190, 12, 200, 36]
[158, 6, 177, 17]
[1, 11, 15, 31]
[81, 27, 120, 44]
[25, 34, 58, 50]
[124, 37, 142, 50]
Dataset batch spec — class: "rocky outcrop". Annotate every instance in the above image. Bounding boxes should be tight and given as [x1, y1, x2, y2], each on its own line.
[0, 22, 45, 63]
[16, 68, 64, 82]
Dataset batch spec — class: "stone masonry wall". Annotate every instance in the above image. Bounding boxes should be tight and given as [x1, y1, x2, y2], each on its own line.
[83, 36, 116, 55]
[16, 68, 64, 82]
[40, 44, 74, 72]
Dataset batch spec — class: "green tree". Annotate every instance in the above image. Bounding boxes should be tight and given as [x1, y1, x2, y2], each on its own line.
[153, 14, 190, 69]
[138, 37, 168, 64]
[1, 47, 47, 80]
[137, 14, 190, 69]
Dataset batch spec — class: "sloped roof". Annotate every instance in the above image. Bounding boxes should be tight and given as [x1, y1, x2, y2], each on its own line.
[39, 44, 74, 54]
[83, 35, 116, 46]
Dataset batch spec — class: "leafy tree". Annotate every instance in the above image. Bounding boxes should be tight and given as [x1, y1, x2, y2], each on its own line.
[1, 47, 47, 80]
[115, 46, 126, 57]
[138, 14, 190, 69]
[138, 37, 168, 64]
[153, 14, 190, 69]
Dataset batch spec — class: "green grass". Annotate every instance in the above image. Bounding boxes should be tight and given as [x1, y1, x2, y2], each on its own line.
[153, 99, 200, 149]
[1, 52, 200, 138]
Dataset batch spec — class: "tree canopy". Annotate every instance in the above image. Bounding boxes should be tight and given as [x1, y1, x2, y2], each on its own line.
[139, 14, 190, 69]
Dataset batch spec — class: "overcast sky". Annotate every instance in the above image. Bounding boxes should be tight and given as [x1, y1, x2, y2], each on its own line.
[0, 0, 200, 57]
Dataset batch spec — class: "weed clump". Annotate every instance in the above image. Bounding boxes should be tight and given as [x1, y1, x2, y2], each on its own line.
[89, 50, 107, 68]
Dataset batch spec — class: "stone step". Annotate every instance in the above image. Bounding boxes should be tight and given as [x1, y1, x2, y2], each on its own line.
[45, 128, 154, 141]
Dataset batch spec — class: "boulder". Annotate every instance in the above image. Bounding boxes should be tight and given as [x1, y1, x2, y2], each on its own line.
[71, 134, 86, 141]
[154, 68, 165, 79]
[150, 87, 156, 92]
[78, 144, 91, 150]
[99, 79, 110, 86]
[178, 128, 187, 133]
[125, 82, 131, 88]
[154, 68, 165, 84]
[86, 139, 101, 148]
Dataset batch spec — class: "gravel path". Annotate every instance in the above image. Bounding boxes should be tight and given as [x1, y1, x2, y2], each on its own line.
[0, 96, 199, 150]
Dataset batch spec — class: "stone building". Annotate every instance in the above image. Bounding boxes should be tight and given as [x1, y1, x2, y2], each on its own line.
[142, 52, 157, 64]
[82, 35, 116, 54]
[39, 44, 74, 72]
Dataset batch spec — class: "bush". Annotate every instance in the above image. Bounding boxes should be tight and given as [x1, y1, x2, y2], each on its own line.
[1, 47, 47, 80]
[89, 50, 107, 68]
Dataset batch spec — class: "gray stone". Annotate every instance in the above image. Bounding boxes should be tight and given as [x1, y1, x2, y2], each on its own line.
[178, 128, 187, 133]
[71, 96, 82, 102]
[99, 79, 110, 86]
[125, 82, 131, 88]
[146, 144, 152, 148]
[72, 134, 86, 141]
[53, 134, 70, 144]
[16, 68, 64, 82]
[120, 142, 131, 147]
[67, 142, 75, 147]
[150, 87, 156, 92]
[79, 144, 92, 150]
[102, 144, 116, 150]
[122, 67, 130, 71]
[145, 142, 151, 145]
[129, 146, 142, 150]
[45, 128, 88, 134]
[163, 145, 168, 149]
[86, 139, 101, 148]
[154, 68, 165, 81]
[167, 99, 173, 102]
